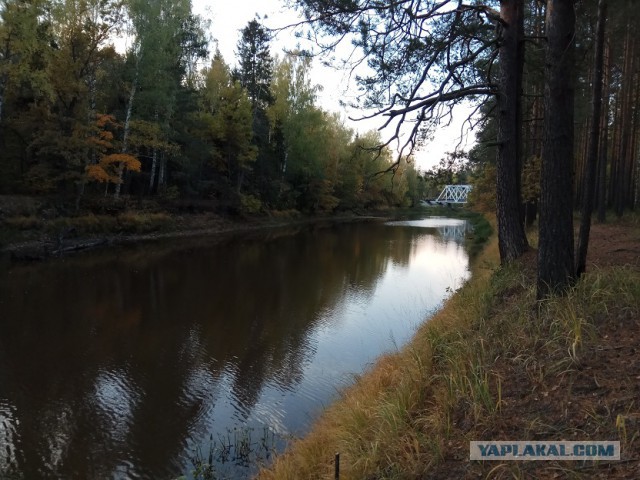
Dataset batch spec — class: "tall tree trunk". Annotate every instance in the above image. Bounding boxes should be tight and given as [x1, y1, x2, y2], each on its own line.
[115, 50, 141, 199]
[609, 89, 619, 208]
[597, 40, 611, 223]
[622, 50, 637, 212]
[537, 0, 576, 298]
[158, 151, 166, 192]
[0, 75, 6, 125]
[576, 0, 607, 277]
[148, 110, 159, 193]
[523, 0, 545, 228]
[627, 75, 639, 209]
[115, 82, 136, 198]
[496, 0, 529, 263]
[615, 24, 634, 216]
[635, 88, 640, 209]
[575, 115, 590, 208]
[76, 67, 99, 212]
[149, 147, 157, 193]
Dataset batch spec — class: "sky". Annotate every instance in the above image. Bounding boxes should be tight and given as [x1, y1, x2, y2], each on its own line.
[192, 0, 476, 171]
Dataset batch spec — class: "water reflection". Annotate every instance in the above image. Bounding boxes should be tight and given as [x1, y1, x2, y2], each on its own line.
[0, 218, 469, 479]
[385, 217, 470, 243]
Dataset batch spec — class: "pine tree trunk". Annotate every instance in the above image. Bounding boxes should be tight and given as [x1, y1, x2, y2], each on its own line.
[0, 80, 5, 125]
[537, 0, 576, 298]
[597, 40, 611, 223]
[0, 72, 6, 124]
[615, 25, 634, 216]
[523, 1, 544, 228]
[575, 115, 590, 209]
[576, 0, 607, 277]
[622, 45, 637, 212]
[626, 75, 639, 208]
[496, 0, 529, 263]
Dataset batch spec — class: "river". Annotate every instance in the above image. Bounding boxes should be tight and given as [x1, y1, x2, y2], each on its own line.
[0, 216, 470, 479]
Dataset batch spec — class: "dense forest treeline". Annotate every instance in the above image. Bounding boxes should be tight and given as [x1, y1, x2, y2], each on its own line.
[3, 0, 639, 296]
[0, 0, 427, 215]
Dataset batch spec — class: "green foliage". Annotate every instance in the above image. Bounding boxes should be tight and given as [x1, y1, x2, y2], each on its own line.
[423, 151, 474, 200]
[235, 19, 274, 109]
[463, 211, 493, 258]
[467, 163, 496, 213]
[197, 52, 257, 196]
[289, 0, 498, 156]
[0, 0, 428, 213]
[239, 193, 262, 215]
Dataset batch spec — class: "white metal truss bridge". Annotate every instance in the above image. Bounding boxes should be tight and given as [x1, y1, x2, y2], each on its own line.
[434, 184, 472, 204]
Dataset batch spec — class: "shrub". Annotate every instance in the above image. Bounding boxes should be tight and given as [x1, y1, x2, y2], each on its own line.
[239, 194, 262, 215]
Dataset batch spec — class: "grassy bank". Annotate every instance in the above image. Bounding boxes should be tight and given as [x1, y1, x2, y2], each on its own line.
[257, 216, 640, 479]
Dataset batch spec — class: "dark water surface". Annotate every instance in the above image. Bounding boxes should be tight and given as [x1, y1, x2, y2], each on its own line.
[0, 217, 470, 479]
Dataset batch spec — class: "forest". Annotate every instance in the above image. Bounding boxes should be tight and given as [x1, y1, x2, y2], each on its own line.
[0, 0, 427, 217]
[1, 0, 639, 293]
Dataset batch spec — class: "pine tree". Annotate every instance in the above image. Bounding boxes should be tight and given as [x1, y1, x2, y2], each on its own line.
[235, 19, 273, 111]
[537, 0, 576, 297]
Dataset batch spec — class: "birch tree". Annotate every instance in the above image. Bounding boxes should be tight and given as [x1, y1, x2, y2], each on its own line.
[117, 0, 206, 197]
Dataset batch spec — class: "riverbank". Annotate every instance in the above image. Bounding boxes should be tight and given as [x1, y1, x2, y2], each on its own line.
[257, 215, 640, 479]
[0, 194, 486, 262]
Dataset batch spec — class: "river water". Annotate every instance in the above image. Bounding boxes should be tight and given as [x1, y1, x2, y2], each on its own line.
[0, 216, 470, 479]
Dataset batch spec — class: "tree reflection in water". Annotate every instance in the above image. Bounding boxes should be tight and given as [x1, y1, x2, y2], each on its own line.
[0, 218, 470, 479]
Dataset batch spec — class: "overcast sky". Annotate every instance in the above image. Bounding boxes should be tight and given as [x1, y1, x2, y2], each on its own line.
[192, 0, 475, 171]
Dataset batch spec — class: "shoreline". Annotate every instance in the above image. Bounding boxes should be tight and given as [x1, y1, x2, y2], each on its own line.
[1, 203, 480, 263]
[256, 215, 640, 479]
[0, 212, 383, 262]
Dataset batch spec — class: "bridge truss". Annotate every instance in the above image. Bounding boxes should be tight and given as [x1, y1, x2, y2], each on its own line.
[435, 184, 472, 204]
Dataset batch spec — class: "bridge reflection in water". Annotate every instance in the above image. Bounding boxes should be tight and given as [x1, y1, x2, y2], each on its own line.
[385, 217, 470, 243]
[436, 223, 468, 242]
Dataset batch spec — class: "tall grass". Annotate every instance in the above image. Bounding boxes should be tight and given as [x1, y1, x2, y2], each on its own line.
[258, 217, 640, 480]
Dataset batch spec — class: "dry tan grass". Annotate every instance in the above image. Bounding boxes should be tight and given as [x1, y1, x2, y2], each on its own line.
[257, 221, 503, 480]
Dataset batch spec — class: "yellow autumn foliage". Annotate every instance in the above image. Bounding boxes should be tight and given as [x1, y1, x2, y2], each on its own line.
[101, 153, 142, 172]
[86, 153, 141, 184]
[86, 164, 116, 183]
[95, 113, 117, 128]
